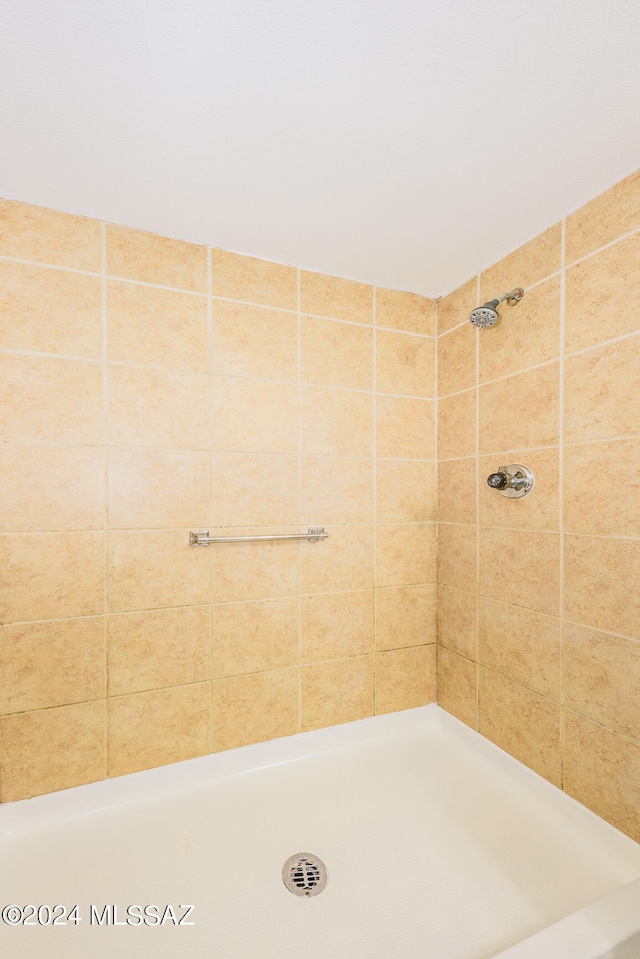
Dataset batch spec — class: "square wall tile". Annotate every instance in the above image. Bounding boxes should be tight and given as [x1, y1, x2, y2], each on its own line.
[301, 387, 373, 457]
[437, 458, 476, 525]
[212, 300, 297, 382]
[437, 585, 477, 659]
[0, 531, 104, 623]
[438, 390, 476, 460]
[0, 444, 104, 532]
[107, 280, 208, 372]
[212, 376, 297, 453]
[0, 354, 103, 445]
[438, 523, 477, 592]
[106, 224, 208, 293]
[0, 260, 102, 357]
[108, 606, 211, 696]
[479, 527, 560, 617]
[479, 363, 559, 454]
[563, 438, 640, 536]
[300, 316, 373, 391]
[438, 277, 478, 335]
[211, 249, 297, 309]
[214, 669, 299, 751]
[480, 222, 561, 296]
[564, 534, 640, 639]
[566, 167, 640, 265]
[302, 590, 374, 662]
[108, 529, 210, 612]
[108, 365, 209, 450]
[213, 452, 298, 527]
[109, 448, 210, 529]
[301, 524, 373, 594]
[438, 323, 476, 398]
[300, 271, 373, 323]
[301, 656, 373, 731]
[301, 457, 373, 525]
[213, 598, 298, 677]
[375, 644, 436, 714]
[0, 617, 105, 715]
[0, 199, 101, 271]
[0, 701, 106, 801]
[376, 460, 435, 523]
[376, 329, 434, 398]
[376, 396, 434, 459]
[212, 530, 299, 602]
[375, 288, 436, 335]
[437, 647, 477, 728]
[375, 584, 437, 650]
[479, 448, 559, 531]
[375, 523, 436, 587]
[108, 683, 211, 777]
[564, 336, 640, 444]
[479, 668, 561, 786]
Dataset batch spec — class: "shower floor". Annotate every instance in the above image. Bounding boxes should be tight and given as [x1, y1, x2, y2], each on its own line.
[1, 705, 639, 959]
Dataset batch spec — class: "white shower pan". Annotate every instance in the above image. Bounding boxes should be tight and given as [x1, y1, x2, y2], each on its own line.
[1, 705, 639, 959]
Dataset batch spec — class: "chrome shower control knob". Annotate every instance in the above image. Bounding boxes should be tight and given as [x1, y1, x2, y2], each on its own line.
[487, 472, 509, 489]
[487, 464, 535, 499]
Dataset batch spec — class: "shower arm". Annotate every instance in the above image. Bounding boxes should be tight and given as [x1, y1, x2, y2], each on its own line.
[487, 288, 525, 308]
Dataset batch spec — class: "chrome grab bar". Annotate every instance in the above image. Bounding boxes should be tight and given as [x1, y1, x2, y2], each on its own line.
[189, 527, 328, 547]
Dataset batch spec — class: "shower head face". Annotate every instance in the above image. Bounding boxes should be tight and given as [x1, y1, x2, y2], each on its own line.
[469, 305, 500, 328]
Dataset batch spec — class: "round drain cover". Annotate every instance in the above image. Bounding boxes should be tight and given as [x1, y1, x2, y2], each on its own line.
[282, 853, 328, 897]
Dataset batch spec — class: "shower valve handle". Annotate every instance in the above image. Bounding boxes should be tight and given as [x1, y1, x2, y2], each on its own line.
[487, 472, 509, 489]
[486, 464, 535, 499]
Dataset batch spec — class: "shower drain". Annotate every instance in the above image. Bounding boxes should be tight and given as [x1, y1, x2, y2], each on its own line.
[282, 853, 328, 897]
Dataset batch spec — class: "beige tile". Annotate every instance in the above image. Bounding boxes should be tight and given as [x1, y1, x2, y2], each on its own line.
[213, 598, 298, 677]
[375, 644, 436, 714]
[564, 623, 640, 740]
[213, 452, 298, 527]
[479, 527, 560, 617]
[109, 364, 208, 449]
[479, 448, 559, 531]
[107, 280, 208, 372]
[106, 224, 207, 293]
[439, 323, 477, 400]
[564, 337, 640, 443]
[211, 249, 296, 309]
[438, 390, 476, 460]
[214, 669, 298, 751]
[300, 271, 373, 324]
[0, 199, 101, 271]
[480, 222, 562, 296]
[566, 168, 640, 265]
[437, 647, 477, 728]
[564, 439, 640, 536]
[376, 329, 435, 398]
[479, 363, 559, 454]
[108, 606, 211, 696]
[437, 458, 476, 525]
[565, 234, 640, 354]
[478, 597, 561, 700]
[0, 444, 104, 532]
[375, 288, 436, 335]
[301, 457, 373, 525]
[0, 617, 105, 714]
[212, 299, 297, 382]
[109, 683, 210, 777]
[0, 260, 102, 357]
[212, 375, 297, 453]
[0, 701, 105, 801]
[479, 276, 561, 383]
[437, 585, 477, 659]
[376, 396, 434, 459]
[564, 534, 640, 638]
[0, 354, 103, 445]
[301, 524, 373, 594]
[376, 460, 435, 523]
[0, 531, 104, 623]
[302, 656, 373, 730]
[375, 584, 437, 650]
[375, 523, 436, 587]
[479, 669, 561, 785]
[108, 529, 210, 612]
[564, 711, 640, 842]
[109, 448, 210, 529]
[212, 529, 299, 602]
[438, 277, 478, 335]
[300, 316, 373, 391]
[302, 591, 374, 662]
[301, 387, 373, 456]
[438, 523, 477, 591]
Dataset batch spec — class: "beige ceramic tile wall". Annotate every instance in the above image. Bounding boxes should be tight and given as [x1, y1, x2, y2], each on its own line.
[437, 167, 640, 842]
[0, 199, 437, 801]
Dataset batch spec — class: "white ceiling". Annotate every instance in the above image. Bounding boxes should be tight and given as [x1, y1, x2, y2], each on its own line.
[1, 0, 640, 297]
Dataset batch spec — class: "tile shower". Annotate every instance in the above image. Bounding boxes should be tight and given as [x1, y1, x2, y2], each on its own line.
[1, 168, 639, 847]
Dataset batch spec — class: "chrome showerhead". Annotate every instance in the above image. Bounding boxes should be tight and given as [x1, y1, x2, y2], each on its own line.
[469, 288, 524, 329]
